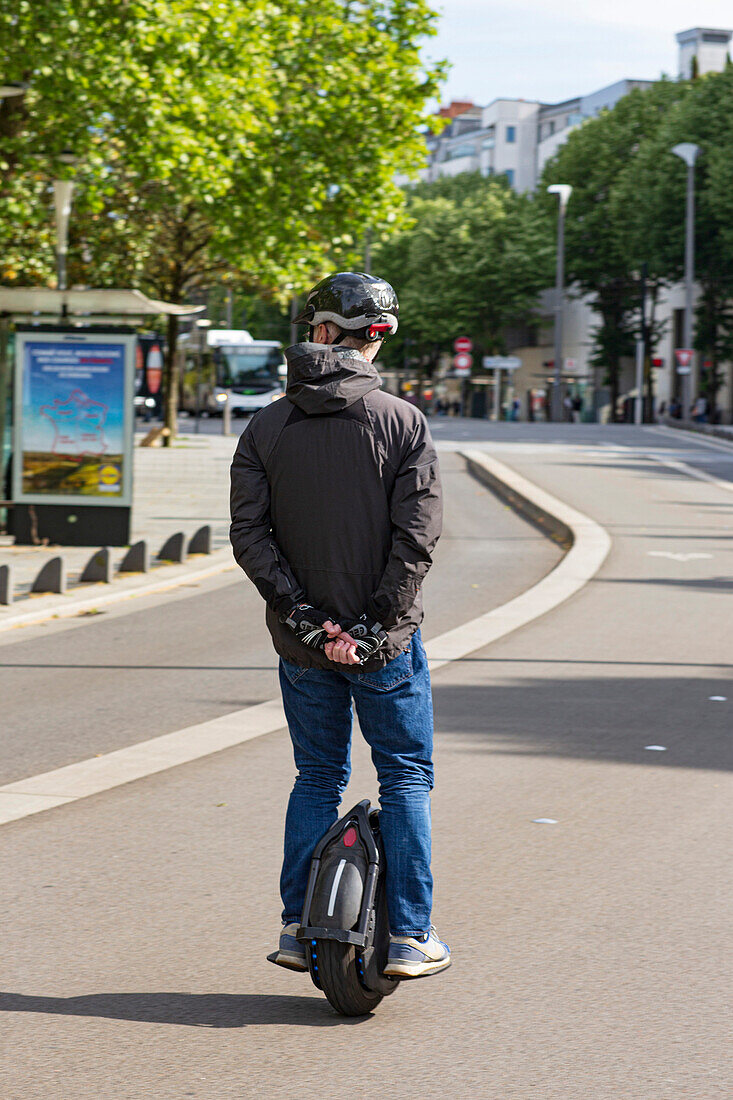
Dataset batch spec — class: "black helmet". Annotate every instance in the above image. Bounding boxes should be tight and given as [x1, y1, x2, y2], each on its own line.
[294, 272, 398, 341]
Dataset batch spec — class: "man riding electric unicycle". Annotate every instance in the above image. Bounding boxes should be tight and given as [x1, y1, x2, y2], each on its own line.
[230, 272, 450, 1013]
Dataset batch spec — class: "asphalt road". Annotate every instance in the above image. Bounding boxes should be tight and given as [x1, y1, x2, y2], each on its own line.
[2, 423, 732, 1099]
[0, 449, 560, 782]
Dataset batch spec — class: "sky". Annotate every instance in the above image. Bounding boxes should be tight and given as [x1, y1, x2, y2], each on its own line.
[426, 0, 733, 105]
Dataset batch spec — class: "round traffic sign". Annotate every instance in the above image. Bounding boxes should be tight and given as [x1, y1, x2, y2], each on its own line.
[453, 352, 473, 370]
[454, 336, 473, 353]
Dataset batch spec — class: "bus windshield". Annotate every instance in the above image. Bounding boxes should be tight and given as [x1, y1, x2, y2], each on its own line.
[217, 346, 282, 388]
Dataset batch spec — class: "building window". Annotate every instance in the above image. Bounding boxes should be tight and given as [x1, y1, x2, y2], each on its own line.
[505, 168, 515, 186]
[446, 142, 476, 161]
[548, 120, 555, 136]
[506, 125, 516, 143]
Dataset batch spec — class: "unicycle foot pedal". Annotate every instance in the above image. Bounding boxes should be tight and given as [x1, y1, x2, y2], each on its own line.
[266, 951, 308, 973]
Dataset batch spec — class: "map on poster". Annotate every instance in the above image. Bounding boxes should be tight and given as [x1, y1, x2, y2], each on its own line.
[20, 340, 127, 498]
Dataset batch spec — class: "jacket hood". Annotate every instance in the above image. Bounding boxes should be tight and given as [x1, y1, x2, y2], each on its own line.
[284, 343, 381, 414]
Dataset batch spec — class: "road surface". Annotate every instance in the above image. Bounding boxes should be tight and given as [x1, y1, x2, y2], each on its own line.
[2, 424, 732, 1099]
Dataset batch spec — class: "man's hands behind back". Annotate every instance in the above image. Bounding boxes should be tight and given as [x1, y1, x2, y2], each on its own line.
[282, 604, 387, 666]
[325, 616, 388, 665]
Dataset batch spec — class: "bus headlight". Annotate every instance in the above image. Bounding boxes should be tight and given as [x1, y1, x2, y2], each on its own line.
[215, 392, 228, 404]
[270, 392, 284, 402]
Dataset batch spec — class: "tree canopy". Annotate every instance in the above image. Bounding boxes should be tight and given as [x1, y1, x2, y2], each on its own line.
[373, 172, 554, 372]
[542, 80, 688, 415]
[1, 0, 445, 431]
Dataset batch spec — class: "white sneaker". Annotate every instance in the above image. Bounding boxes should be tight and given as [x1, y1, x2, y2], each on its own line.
[383, 926, 451, 979]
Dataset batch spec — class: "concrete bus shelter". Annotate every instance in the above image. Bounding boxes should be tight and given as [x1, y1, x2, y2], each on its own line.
[0, 288, 202, 546]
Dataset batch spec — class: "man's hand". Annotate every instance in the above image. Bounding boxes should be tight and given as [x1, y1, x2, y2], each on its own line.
[326, 615, 388, 665]
[324, 630, 361, 665]
[281, 603, 341, 651]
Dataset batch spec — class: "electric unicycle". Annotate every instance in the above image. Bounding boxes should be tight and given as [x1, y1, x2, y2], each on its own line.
[296, 799, 400, 1016]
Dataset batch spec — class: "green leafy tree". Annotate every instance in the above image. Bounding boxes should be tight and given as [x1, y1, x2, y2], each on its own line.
[543, 80, 687, 419]
[373, 173, 554, 376]
[1, 0, 445, 438]
[611, 68, 733, 419]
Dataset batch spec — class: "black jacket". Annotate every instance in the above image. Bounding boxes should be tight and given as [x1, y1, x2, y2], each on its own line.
[229, 342, 442, 670]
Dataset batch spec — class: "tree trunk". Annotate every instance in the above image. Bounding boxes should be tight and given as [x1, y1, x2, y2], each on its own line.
[163, 312, 180, 446]
[644, 286, 658, 422]
[608, 359, 620, 422]
[709, 348, 719, 423]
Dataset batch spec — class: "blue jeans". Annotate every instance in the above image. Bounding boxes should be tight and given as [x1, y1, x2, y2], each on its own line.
[279, 630, 434, 937]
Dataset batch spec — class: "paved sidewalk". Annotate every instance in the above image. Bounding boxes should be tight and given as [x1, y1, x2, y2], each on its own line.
[3, 426, 731, 1099]
[1, 432, 238, 596]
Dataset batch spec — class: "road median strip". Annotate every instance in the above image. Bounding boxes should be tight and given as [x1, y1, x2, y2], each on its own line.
[0, 450, 611, 826]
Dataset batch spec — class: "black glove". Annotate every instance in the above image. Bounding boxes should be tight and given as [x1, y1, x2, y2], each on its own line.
[340, 615, 389, 663]
[281, 603, 337, 651]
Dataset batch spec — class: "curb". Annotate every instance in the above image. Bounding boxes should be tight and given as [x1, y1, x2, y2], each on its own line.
[659, 418, 733, 444]
[0, 549, 236, 633]
[463, 452, 573, 550]
[0, 449, 611, 825]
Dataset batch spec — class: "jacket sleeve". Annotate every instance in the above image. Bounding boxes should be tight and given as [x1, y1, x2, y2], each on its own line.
[230, 423, 305, 615]
[367, 413, 443, 630]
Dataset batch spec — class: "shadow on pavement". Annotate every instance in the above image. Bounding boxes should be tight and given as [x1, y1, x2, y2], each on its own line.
[597, 576, 733, 593]
[433, 674, 732, 772]
[0, 990, 366, 1028]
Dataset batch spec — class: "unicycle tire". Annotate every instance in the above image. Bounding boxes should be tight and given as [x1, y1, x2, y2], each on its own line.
[315, 940, 383, 1017]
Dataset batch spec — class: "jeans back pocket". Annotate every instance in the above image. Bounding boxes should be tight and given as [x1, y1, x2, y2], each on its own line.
[280, 657, 311, 686]
[356, 646, 414, 692]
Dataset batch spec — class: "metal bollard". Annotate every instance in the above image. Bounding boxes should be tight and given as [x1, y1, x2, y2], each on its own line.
[222, 395, 232, 436]
[0, 563, 13, 606]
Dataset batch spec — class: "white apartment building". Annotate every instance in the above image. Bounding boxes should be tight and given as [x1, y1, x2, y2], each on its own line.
[415, 27, 733, 421]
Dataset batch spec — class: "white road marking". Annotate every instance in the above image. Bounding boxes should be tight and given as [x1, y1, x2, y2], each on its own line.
[645, 452, 733, 496]
[645, 746, 667, 752]
[0, 699, 288, 825]
[0, 450, 611, 827]
[648, 425, 733, 455]
[647, 551, 713, 562]
[709, 696, 727, 702]
[532, 818, 558, 824]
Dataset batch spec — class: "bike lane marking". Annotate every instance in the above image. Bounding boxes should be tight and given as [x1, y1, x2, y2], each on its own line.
[0, 452, 609, 826]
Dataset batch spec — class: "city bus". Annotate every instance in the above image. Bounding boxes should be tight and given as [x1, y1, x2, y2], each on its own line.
[179, 329, 286, 417]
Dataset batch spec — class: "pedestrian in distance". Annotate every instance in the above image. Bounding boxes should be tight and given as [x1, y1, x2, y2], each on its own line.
[230, 271, 451, 980]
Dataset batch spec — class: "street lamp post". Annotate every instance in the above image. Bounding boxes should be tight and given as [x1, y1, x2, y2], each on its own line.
[53, 151, 78, 292]
[547, 184, 572, 422]
[194, 318, 212, 434]
[671, 142, 700, 421]
[634, 262, 648, 425]
[53, 180, 73, 291]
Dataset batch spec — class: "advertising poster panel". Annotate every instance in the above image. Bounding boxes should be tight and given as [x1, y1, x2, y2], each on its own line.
[13, 331, 135, 506]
